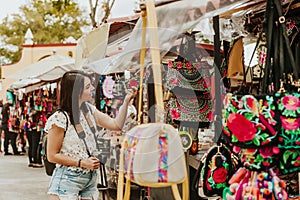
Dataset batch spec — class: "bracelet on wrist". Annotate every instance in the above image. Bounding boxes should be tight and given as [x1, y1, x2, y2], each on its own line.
[78, 159, 82, 167]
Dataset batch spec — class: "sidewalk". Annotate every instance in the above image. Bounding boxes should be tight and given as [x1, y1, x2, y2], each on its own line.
[0, 153, 51, 200]
[0, 153, 142, 200]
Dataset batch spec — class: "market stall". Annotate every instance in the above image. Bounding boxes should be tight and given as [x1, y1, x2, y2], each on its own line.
[83, 0, 300, 199]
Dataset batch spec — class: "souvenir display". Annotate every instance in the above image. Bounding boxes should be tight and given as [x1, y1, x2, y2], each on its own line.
[102, 76, 115, 99]
[223, 168, 288, 200]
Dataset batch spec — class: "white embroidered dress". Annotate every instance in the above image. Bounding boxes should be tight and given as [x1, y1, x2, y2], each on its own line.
[44, 102, 98, 173]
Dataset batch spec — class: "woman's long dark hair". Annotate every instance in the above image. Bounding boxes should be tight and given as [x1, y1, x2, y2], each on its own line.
[59, 70, 92, 125]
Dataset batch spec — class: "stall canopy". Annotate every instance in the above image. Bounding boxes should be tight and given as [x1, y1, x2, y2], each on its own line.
[75, 24, 110, 69]
[10, 78, 42, 90]
[75, 15, 139, 69]
[8, 54, 75, 81]
[86, 0, 263, 75]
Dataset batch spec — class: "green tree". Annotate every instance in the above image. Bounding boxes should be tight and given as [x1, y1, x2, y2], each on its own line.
[0, 0, 90, 64]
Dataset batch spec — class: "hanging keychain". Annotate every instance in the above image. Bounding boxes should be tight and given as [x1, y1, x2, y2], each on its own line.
[189, 127, 199, 155]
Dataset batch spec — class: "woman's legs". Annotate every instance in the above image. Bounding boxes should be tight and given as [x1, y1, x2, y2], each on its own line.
[26, 130, 33, 166]
[32, 129, 43, 167]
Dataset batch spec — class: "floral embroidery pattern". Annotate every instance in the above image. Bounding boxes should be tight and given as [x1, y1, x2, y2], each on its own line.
[223, 94, 278, 147]
[168, 95, 213, 123]
[275, 92, 300, 174]
[168, 60, 210, 72]
[276, 92, 300, 148]
[207, 155, 229, 190]
[279, 149, 300, 174]
[236, 146, 280, 170]
[166, 61, 211, 92]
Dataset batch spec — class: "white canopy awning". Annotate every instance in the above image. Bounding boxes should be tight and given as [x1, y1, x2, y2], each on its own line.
[86, 0, 252, 75]
[10, 78, 42, 90]
[8, 54, 75, 81]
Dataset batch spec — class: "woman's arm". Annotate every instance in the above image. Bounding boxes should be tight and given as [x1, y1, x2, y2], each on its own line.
[93, 101, 129, 131]
[47, 124, 78, 166]
[93, 87, 137, 131]
[47, 124, 100, 170]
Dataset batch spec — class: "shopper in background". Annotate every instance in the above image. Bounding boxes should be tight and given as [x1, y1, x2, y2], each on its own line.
[18, 118, 27, 153]
[0, 99, 3, 153]
[25, 112, 43, 167]
[2, 101, 19, 155]
[10, 115, 22, 154]
[45, 70, 137, 200]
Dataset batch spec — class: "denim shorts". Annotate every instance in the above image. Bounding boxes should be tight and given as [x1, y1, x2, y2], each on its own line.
[48, 166, 99, 200]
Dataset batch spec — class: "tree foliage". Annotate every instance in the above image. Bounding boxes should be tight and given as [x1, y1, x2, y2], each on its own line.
[0, 0, 90, 64]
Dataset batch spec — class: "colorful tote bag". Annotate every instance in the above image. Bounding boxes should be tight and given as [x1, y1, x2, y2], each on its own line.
[122, 123, 187, 185]
[222, 93, 279, 148]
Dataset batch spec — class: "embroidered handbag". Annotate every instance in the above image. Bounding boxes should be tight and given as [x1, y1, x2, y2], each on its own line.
[166, 60, 211, 92]
[222, 93, 279, 148]
[272, 92, 300, 173]
[167, 91, 213, 123]
[192, 143, 239, 198]
[223, 0, 300, 173]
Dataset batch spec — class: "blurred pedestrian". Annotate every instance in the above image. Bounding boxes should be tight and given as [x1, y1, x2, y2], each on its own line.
[0, 99, 3, 153]
[25, 112, 43, 167]
[2, 101, 19, 155]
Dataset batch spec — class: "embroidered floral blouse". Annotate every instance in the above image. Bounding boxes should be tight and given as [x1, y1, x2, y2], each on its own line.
[45, 102, 97, 173]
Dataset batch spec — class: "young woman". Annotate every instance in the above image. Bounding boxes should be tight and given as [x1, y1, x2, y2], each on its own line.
[45, 70, 137, 200]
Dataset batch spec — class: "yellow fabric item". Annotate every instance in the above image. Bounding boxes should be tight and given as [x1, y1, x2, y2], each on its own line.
[227, 37, 244, 79]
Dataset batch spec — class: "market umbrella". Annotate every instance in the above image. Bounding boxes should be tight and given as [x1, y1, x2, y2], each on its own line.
[8, 54, 75, 81]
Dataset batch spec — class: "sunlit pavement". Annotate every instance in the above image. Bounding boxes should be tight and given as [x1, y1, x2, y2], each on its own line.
[0, 153, 51, 200]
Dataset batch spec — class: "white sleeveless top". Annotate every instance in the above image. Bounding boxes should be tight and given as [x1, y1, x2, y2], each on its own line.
[45, 102, 97, 173]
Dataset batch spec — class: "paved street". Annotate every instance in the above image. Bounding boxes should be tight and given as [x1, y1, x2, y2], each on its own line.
[0, 153, 51, 200]
[0, 152, 142, 200]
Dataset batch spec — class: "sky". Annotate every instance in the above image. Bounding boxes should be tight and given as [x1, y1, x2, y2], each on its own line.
[0, 0, 136, 22]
